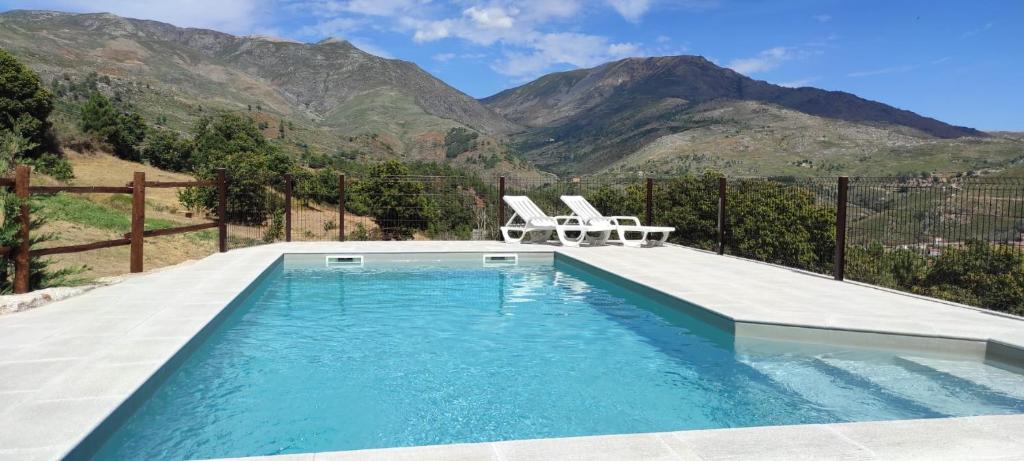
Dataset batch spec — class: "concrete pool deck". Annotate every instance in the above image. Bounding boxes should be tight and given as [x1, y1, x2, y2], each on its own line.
[1, 241, 1023, 460]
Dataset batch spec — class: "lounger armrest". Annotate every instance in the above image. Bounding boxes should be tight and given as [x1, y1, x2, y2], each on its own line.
[607, 216, 642, 226]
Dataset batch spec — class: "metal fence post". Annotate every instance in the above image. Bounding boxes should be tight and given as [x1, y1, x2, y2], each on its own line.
[14, 165, 31, 293]
[217, 168, 227, 252]
[645, 177, 654, 226]
[498, 176, 506, 235]
[338, 173, 346, 242]
[130, 171, 145, 273]
[717, 177, 727, 255]
[283, 173, 292, 242]
[834, 176, 849, 281]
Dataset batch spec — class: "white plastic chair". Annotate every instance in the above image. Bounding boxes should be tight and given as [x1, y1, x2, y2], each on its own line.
[560, 195, 675, 247]
[501, 196, 612, 247]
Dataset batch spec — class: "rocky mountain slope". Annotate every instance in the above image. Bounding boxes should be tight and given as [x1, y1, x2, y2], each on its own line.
[482, 56, 1016, 176]
[0, 10, 521, 170]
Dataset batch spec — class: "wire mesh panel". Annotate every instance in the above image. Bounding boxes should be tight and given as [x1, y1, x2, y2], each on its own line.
[844, 177, 1024, 311]
[724, 177, 838, 275]
[222, 176, 286, 249]
[284, 175, 499, 241]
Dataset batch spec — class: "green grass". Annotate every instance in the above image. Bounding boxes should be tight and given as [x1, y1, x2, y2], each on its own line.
[38, 193, 178, 232]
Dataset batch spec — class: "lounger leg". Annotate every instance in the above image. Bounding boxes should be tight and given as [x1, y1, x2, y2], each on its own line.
[591, 230, 611, 246]
[653, 232, 669, 246]
[501, 228, 525, 244]
[556, 227, 582, 247]
[620, 230, 643, 248]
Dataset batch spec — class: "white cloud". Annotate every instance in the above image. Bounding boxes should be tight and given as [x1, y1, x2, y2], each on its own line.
[814, 14, 831, 23]
[335, 0, 424, 16]
[432, 52, 456, 62]
[727, 47, 796, 74]
[607, 0, 652, 22]
[778, 76, 818, 88]
[349, 39, 393, 57]
[847, 65, 916, 78]
[296, 16, 363, 38]
[412, 19, 454, 42]
[491, 33, 640, 78]
[464, 6, 514, 29]
[961, 21, 993, 39]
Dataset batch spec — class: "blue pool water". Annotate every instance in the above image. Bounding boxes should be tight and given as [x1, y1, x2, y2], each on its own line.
[91, 256, 1024, 460]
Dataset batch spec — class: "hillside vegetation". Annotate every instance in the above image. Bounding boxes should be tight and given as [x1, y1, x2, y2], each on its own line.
[0, 10, 537, 178]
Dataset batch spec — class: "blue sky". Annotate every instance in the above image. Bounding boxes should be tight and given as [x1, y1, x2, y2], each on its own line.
[3, 0, 1022, 130]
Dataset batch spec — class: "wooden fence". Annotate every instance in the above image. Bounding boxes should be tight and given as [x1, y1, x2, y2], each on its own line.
[1, 165, 228, 294]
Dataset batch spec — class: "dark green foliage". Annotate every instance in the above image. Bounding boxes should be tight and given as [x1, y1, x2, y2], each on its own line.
[0, 192, 83, 293]
[444, 127, 478, 159]
[141, 129, 192, 171]
[0, 48, 53, 157]
[351, 161, 435, 239]
[185, 113, 293, 225]
[79, 92, 147, 160]
[846, 241, 1024, 315]
[725, 180, 835, 273]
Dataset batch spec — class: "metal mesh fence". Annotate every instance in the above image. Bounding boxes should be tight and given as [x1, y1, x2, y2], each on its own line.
[844, 177, 1024, 294]
[215, 170, 1023, 313]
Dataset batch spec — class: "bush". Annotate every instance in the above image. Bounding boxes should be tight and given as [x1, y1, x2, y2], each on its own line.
[444, 127, 478, 159]
[79, 92, 147, 160]
[142, 129, 192, 171]
[353, 161, 435, 240]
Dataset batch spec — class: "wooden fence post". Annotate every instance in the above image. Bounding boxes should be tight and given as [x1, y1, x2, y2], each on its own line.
[645, 177, 654, 226]
[217, 168, 227, 252]
[717, 177, 727, 255]
[130, 172, 145, 273]
[498, 176, 506, 235]
[14, 165, 31, 294]
[283, 173, 292, 242]
[338, 173, 346, 242]
[834, 176, 849, 281]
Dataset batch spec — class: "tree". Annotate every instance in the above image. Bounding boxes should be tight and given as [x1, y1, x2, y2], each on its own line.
[353, 161, 434, 240]
[141, 129, 193, 172]
[184, 113, 293, 225]
[444, 127, 479, 158]
[0, 48, 54, 158]
[79, 92, 147, 161]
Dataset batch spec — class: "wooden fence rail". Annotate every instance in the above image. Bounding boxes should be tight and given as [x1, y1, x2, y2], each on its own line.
[1, 165, 228, 294]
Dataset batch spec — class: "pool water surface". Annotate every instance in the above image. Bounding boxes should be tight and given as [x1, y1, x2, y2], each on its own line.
[90, 257, 1024, 460]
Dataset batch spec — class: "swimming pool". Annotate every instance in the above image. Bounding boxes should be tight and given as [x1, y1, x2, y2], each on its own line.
[90, 253, 1024, 460]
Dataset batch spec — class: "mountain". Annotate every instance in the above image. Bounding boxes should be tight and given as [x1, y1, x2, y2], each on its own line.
[482, 56, 1007, 175]
[0, 10, 526, 173]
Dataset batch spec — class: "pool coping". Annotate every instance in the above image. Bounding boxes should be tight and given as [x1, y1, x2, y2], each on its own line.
[0, 241, 1022, 460]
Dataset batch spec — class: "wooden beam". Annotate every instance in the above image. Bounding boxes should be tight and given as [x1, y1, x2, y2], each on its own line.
[123, 222, 218, 239]
[14, 165, 30, 293]
[139, 180, 216, 188]
[338, 173, 346, 242]
[30, 185, 133, 194]
[217, 169, 227, 252]
[31, 238, 131, 257]
[284, 173, 292, 242]
[130, 172, 145, 273]
[834, 176, 849, 281]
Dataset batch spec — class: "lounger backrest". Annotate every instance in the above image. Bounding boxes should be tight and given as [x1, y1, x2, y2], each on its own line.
[504, 196, 556, 225]
[561, 195, 604, 220]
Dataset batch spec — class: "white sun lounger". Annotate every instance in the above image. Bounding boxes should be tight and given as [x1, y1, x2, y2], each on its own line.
[501, 196, 612, 247]
[560, 195, 675, 247]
